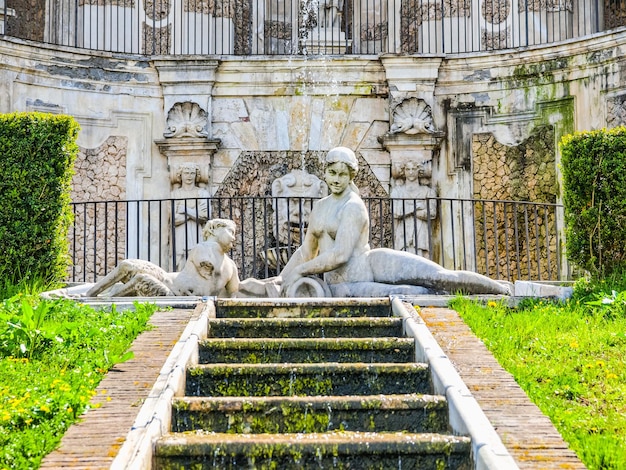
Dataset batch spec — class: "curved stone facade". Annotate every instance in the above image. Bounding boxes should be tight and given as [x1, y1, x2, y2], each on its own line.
[3, 28, 626, 279]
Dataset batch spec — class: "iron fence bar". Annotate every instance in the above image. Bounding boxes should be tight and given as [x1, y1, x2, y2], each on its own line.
[170, 199, 177, 271]
[471, 198, 478, 273]
[147, 200, 152, 262]
[104, 201, 109, 275]
[262, 197, 270, 278]
[482, 201, 489, 277]
[492, 200, 501, 279]
[239, 197, 246, 278]
[439, 199, 446, 268]
[503, 201, 511, 281]
[92, 201, 97, 281]
[82, 204, 88, 282]
[426, 197, 433, 262]
[533, 204, 541, 280]
[544, 204, 552, 280]
[459, 198, 467, 270]
[513, 201, 521, 280]
[114, 201, 119, 269]
[251, 197, 258, 277]
[555, 203, 562, 281]
[523, 203, 531, 280]
[72, 204, 77, 281]
[450, 199, 458, 270]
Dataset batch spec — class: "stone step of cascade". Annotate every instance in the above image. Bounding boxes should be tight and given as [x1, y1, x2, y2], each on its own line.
[153, 299, 473, 469]
[207, 316, 404, 338]
[199, 337, 416, 363]
[154, 431, 472, 469]
[215, 298, 393, 319]
[185, 362, 431, 397]
[171, 394, 449, 434]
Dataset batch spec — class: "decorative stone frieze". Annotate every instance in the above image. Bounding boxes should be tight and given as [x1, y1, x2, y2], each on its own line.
[606, 94, 626, 128]
[184, 0, 235, 17]
[482, 28, 510, 50]
[144, 0, 170, 20]
[481, 0, 510, 23]
[142, 23, 171, 54]
[521, 0, 573, 12]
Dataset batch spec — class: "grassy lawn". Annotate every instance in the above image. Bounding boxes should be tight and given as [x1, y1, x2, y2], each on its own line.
[451, 287, 626, 470]
[0, 293, 157, 469]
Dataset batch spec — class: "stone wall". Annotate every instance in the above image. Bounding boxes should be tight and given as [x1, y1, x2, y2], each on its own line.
[472, 126, 559, 280]
[69, 136, 128, 281]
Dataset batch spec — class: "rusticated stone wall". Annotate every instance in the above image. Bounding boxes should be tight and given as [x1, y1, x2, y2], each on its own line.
[69, 136, 127, 281]
[472, 126, 559, 280]
[5, 0, 45, 41]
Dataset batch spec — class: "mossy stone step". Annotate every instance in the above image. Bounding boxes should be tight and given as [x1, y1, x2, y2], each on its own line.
[153, 431, 472, 470]
[198, 337, 415, 364]
[207, 317, 404, 338]
[215, 298, 392, 319]
[171, 394, 449, 434]
[185, 362, 431, 397]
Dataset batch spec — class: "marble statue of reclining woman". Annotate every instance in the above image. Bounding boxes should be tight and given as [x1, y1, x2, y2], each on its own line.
[239, 147, 510, 298]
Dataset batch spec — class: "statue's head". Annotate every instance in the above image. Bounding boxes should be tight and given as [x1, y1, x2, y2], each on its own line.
[325, 147, 359, 194]
[326, 147, 358, 177]
[203, 218, 236, 242]
[176, 162, 200, 184]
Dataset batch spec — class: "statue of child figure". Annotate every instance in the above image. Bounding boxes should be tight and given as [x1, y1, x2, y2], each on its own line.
[85, 219, 239, 298]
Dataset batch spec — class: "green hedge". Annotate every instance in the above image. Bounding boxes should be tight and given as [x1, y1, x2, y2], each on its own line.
[561, 127, 626, 276]
[0, 112, 80, 284]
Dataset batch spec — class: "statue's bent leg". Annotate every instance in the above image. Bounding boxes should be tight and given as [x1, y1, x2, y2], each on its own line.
[85, 260, 166, 297]
[84, 261, 133, 297]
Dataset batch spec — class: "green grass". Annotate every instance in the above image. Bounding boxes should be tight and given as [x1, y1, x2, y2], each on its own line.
[0, 293, 158, 469]
[450, 288, 626, 470]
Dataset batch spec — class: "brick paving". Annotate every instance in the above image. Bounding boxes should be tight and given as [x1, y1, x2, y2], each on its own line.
[419, 307, 587, 470]
[39, 307, 196, 470]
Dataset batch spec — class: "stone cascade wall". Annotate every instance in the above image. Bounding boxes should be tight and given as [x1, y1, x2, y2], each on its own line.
[472, 126, 559, 281]
[69, 136, 127, 282]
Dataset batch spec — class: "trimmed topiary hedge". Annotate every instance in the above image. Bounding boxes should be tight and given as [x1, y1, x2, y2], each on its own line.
[0, 112, 80, 284]
[561, 127, 626, 276]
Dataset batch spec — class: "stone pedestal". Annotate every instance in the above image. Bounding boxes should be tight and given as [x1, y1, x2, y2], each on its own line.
[155, 137, 221, 187]
[379, 132, 444, 170]
[308, 28, 351, 54]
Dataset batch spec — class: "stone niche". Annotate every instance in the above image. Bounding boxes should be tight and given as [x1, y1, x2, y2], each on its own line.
[472, 125, 558, 280]
[213, 150, 389, 279]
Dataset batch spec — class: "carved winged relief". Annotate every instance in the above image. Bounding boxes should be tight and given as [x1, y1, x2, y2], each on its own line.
[390, 98, 436, 135]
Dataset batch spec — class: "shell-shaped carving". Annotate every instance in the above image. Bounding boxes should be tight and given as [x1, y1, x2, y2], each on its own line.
[390, 97, 436, 135]
[164, 102, 209, 138]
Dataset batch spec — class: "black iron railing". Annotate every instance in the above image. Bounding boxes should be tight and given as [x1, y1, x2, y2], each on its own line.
[68, 196, 568, 283]
[1, 0, 622, 55]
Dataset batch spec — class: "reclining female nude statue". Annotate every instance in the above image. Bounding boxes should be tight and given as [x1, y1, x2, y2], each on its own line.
[85, 218, 239, 298]
[239, 147, 510, 298]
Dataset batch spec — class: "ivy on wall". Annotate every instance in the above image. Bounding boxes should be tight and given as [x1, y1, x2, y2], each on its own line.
[561, 127, 626, 276]
[0, 112, 80, 284]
